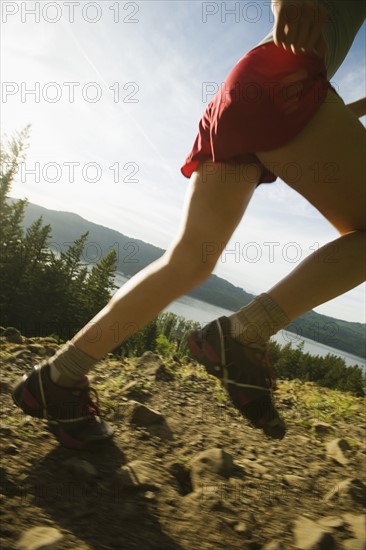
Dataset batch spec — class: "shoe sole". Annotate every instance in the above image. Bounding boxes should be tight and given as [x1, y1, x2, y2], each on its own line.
[48, 422, 114, 451]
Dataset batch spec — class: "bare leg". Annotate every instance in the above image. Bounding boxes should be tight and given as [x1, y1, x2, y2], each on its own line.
[72, 161, 260, 359]
[256, 90, 366, 320]
[267, 231, 365, 320]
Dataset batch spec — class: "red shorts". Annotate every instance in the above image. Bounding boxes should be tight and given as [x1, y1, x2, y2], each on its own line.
[180, 41, 331, 184]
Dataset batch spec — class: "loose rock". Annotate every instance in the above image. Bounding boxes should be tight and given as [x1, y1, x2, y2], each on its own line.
[15, 526, 63, 550]
[324, 478, 366, 505]
[12, 349, 31, 360]
[343, 513, 366, 541]
[239, 458, 268, 475]
[135, 351, 164, 373]
[283, 475, 308, 488]
[40, 337, 59, 344]
[312, 421, 335, 436]
[123, 401, 165, 426]
[317, 516, 344, 529]
[118, 460, 177, 492]
[326, 439, 351, 465]
[234, 521, 251, 536]
[293, 516, 335, 550]
[28, 344, 47, 356]
[4, 444, 18, 455]
[4, 327, 23, 344]
[155, 363, 176, 381]
[190, 448, 234, 490]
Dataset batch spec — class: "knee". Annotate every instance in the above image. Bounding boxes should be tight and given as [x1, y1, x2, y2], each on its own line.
[164, 240, 219, 284]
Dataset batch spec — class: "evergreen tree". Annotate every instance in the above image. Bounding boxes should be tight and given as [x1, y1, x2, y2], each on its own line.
[0, 128, 118, 337]
[143, 319, 159, 353]
[0, 128, 30, 326]
[85, 250, 118, 314]
[14, 219, 52, 322]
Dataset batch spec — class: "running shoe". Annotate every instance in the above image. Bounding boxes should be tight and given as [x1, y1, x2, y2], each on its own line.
[187, 316, 286, 439]
[12, 363, 114, 450]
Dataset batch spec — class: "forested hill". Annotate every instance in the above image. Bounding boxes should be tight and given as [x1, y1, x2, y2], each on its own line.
[19, 200, 365, 359]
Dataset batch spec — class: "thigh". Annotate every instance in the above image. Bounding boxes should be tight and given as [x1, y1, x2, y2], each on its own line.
[256, 90, 366, 234]
[169, 160, 260, 269]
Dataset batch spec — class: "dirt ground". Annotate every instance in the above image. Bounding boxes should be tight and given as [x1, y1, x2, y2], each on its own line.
[1, 336, 365, 550]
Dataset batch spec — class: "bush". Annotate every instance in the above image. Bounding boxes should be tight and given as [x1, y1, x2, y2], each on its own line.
[271, 341, 365, 397]
[155, 334, 175, 357]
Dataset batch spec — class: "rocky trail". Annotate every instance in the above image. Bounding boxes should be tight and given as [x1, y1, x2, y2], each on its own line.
[0, 329, 365, 550]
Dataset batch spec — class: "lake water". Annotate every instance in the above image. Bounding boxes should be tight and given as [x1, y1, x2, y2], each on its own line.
[114, 273, 366, 371]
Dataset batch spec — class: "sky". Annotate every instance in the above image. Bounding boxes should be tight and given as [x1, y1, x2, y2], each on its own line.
[1, 0, 365, 323]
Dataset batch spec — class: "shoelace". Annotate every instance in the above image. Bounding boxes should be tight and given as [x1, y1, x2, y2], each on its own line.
[80, 385, 101, 418]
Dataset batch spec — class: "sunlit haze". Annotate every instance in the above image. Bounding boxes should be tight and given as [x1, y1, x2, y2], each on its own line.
[1, 1, 365, 322]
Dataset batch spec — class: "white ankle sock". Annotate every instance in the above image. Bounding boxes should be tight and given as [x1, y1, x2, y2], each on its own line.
[48, 341, 97, 387]
[229, 293, 290, 347]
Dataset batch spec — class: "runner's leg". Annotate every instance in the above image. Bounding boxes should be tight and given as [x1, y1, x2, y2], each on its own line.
[255, 90, 366, 321]
[71, 161, 260, 360]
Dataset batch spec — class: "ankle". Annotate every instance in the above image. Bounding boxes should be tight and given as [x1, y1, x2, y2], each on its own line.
[49, 363, 79, 387]
[229, 316, 268, 348]
[46, 340, 97, 387]
[229, 293, 290, 346]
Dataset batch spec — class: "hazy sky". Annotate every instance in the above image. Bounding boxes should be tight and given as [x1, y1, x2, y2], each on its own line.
[2, 1, 365, 323]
